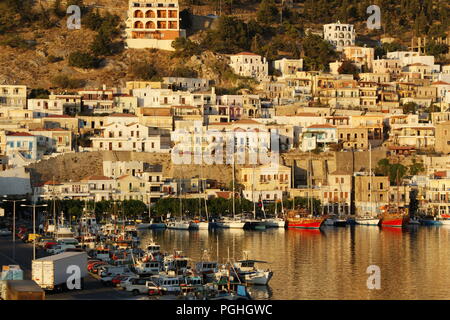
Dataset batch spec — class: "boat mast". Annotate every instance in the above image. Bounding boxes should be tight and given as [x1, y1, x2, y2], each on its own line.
[252, 163, 256, 220]
[369, 143, 373, 217]
[232, 151, 236, 220]
[201, 162, 209, 221]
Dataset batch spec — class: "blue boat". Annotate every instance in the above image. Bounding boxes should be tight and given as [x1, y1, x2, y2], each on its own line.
[150, 223, 167, 229]
[419, 219, 442, 226]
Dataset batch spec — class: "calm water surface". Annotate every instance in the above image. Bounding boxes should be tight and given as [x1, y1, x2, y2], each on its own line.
[138, 225, 450, 300]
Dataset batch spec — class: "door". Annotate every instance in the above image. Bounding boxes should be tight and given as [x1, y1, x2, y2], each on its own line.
[109, 142, 112, 150]
[142, 142, 145, 152]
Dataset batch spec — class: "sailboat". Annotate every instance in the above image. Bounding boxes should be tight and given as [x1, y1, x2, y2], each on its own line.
[262, 196, 285, 228]
[190, 167, 210, 230]
[216, 152, 245, 229]
[380, 166, 409, 228]
[286, 151, 326, 229]
[356, 144, 381, 226]
[167, 181, 190, 230]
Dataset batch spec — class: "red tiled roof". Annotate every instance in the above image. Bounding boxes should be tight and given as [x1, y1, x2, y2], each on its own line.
[432, 81, 450, 85]
[307, 124, 336, 129]
[234, 52, 259, 56]
[43, 180, 60, 185]
[434, 171, 447, 178]
[6, 132, 34, 137]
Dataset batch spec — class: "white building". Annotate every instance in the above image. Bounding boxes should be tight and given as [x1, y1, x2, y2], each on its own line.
[27, 99, 64, 118]
[229, 52, 269, 82]
[272, 58, 303, 77]
[5, 132, 38, 165]
[386, 51, 440, 72]
[323, 21, 355, 51]
[103, 160, 145, 178]
[91, 122, 169, 153]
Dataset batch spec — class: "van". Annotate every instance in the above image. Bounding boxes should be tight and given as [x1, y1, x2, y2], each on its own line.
[99, 265, 131, 277]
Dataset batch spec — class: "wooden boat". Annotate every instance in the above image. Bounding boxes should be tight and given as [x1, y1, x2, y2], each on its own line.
[380, 205, 409, 228]
[286, 208, 325, 229]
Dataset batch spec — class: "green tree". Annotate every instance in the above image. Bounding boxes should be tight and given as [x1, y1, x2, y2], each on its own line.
[302, 34, 338, 71]
[338, 60, 359, 77]
[68, 51, 100, 69]
[257, 0, 279, 24]
[408, 158, 425, 175]
[90, 32, 113, 56]
[402, 102, 418, 114]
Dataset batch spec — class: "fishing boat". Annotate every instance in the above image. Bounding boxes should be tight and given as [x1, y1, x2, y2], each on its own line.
[231, 251, 273, 286]
[380, 205, 409, 228]
[195, 250, 219, 281]
[286, 208, 325, 229]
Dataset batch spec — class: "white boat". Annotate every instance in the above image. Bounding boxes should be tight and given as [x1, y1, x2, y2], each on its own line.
[355, 217, 380, 226]
[167, 221, 190, 230]
[195, 250, 219, 281]
[150, 272, 181, 293]
[216, 217, 245, 229]
[189, 221, 209, 229]
[232, 258, 273, 285]
[134, 260, 162, 275]
[262, 217, 285, 228]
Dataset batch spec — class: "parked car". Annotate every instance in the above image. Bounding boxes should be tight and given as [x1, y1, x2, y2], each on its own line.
[37, 238, 55, 248]
[101, 272, 135, 286]
[47, 244, 76, 255]
[124, 278, 158, 296]
[91, 262, 108, 274]
[118, 274, 140, 289]
[0, 229, 12, 236]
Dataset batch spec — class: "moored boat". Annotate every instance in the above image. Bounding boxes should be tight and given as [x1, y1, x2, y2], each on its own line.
[286, 209, 325, 229]
[355, 215, 380, 226]
[380, 205, 409, 228]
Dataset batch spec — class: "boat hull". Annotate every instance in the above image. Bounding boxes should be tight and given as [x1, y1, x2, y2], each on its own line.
[381, 216, 408, 228]
[241, 271, 273, 285]
[355, 218, 380, 226]
[420, 219, 443, 226]
[150, 223, 166, 229]
[216, 221, 245, 229]
[287, 217, 325, 229]
[263, 219, 286, 228]
[167, 222, 190, 230]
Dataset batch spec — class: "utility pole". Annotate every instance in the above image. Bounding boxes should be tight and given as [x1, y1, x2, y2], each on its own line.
[3, 196, 26, 261]
[21, 203, 48, 260]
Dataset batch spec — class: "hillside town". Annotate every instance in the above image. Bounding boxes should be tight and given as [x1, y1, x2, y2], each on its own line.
[1, 0, 450, 303]
[0, 8, 449, 219]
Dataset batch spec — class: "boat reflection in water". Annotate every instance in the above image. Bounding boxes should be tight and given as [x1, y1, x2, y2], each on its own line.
[247, 285, 273, 300]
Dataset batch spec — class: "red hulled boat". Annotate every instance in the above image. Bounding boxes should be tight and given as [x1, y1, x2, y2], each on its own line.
[380, 205, 409, 228]
[286, 208, 326, 229]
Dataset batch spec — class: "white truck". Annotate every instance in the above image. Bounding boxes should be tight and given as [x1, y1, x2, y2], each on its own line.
[32, 252, 88, 291]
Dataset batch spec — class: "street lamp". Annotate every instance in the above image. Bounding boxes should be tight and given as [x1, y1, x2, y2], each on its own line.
[2, 196, 26, 261]
[21, 203, 48, 260]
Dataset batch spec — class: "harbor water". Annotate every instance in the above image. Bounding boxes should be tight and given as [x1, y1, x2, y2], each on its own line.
[139, 225, 450, 300]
